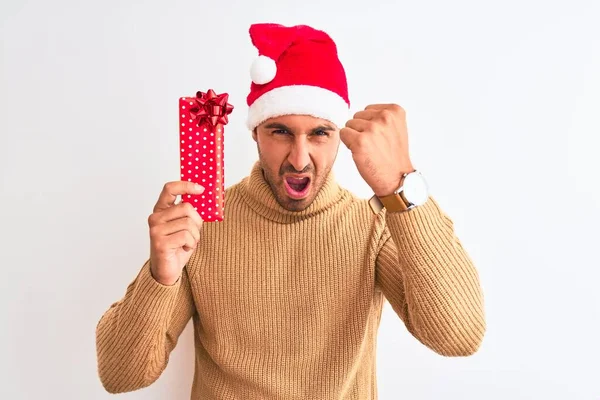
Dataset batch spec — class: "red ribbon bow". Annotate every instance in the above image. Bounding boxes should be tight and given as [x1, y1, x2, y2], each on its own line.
[189, 89, 234, 127]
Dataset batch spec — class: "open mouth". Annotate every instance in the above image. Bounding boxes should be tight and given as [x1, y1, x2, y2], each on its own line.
[284, 176, 311, 199]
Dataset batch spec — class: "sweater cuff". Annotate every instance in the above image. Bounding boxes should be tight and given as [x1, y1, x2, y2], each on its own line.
[386, 195, 448, 227]
[127, 260, 182, 325]
[384, 196, 455, 262]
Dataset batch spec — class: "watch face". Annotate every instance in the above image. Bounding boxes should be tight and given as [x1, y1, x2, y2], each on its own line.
[402, 172, 429, 206]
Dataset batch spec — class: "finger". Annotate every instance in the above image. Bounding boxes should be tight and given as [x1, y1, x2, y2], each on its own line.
[365, 104, 397, 111]
[339, 126, 361, 151]
[154, 181, 205, 212]
[154, 216, 201, 243]
[352, 110, 378, 121]
[167, 230, 197, 251]
[345, 118, 372, 132]
[152, 202, 203, 228]
[185, 204, 204, 229]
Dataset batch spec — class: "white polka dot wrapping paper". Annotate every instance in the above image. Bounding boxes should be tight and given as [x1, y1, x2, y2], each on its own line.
[179, 90, 234, 222]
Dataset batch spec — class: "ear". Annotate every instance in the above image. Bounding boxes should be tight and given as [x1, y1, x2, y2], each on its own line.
[252, 128, 258, 142]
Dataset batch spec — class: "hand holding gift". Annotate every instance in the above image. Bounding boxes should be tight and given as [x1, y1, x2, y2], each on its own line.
[145, 89, 233, 285]
[148, 181, 205, 286]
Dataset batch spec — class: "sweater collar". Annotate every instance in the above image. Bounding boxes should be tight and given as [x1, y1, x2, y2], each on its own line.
[238, 161, 346, 224]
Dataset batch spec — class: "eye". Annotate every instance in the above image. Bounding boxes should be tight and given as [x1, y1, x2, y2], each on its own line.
[272, 129, 290, 135]
[313, 130, 329, 137]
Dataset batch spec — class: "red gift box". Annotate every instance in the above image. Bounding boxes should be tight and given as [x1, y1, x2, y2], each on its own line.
[179, 89, 233, 222]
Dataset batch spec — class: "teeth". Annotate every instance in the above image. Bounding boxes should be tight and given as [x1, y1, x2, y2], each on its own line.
[287, 177, 308, 184]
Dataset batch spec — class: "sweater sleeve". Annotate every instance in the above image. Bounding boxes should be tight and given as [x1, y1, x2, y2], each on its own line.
[375, 196, 486, 356]
[95, 259, 195, 393]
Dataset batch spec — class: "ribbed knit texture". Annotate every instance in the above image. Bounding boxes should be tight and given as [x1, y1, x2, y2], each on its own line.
[96, 162, 486, 399]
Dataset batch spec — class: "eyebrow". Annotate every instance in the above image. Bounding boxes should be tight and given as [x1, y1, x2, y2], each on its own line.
[263, 122, 336, 133]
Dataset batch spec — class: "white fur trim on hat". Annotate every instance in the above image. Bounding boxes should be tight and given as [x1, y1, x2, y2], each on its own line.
[246, 85, 349, 131]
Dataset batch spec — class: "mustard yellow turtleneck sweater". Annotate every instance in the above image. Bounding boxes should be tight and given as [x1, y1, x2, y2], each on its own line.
[96, 162, 485, 399]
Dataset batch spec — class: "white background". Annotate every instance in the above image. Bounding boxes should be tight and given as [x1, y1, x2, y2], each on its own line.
[1, 0, 599, 398]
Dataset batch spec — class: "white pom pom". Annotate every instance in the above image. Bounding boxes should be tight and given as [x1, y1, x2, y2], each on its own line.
[250, 55, 277, 85]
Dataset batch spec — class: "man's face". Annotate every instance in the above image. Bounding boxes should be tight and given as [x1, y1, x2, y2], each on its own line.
[252, 114, 340, 212]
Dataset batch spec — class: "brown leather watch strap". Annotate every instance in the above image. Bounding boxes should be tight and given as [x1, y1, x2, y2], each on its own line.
[377, 192, 410, 212]
[368, 172, 413, 214]
[368, 193, 411, 214]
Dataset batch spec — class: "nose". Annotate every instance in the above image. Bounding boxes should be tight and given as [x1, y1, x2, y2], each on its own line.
[287, 137, 311, 172]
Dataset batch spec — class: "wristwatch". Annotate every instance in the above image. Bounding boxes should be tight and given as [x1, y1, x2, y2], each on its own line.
[368, 170, 430, 214]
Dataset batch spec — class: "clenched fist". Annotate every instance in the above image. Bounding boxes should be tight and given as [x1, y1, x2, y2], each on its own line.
[340, 104, 415, 197]
[148, 181, 205, 285]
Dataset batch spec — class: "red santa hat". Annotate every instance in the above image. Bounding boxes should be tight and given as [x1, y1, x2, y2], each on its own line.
[246, 23, 350, 131]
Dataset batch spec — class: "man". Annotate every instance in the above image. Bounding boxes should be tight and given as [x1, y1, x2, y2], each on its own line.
[96, 23, 485, 399]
